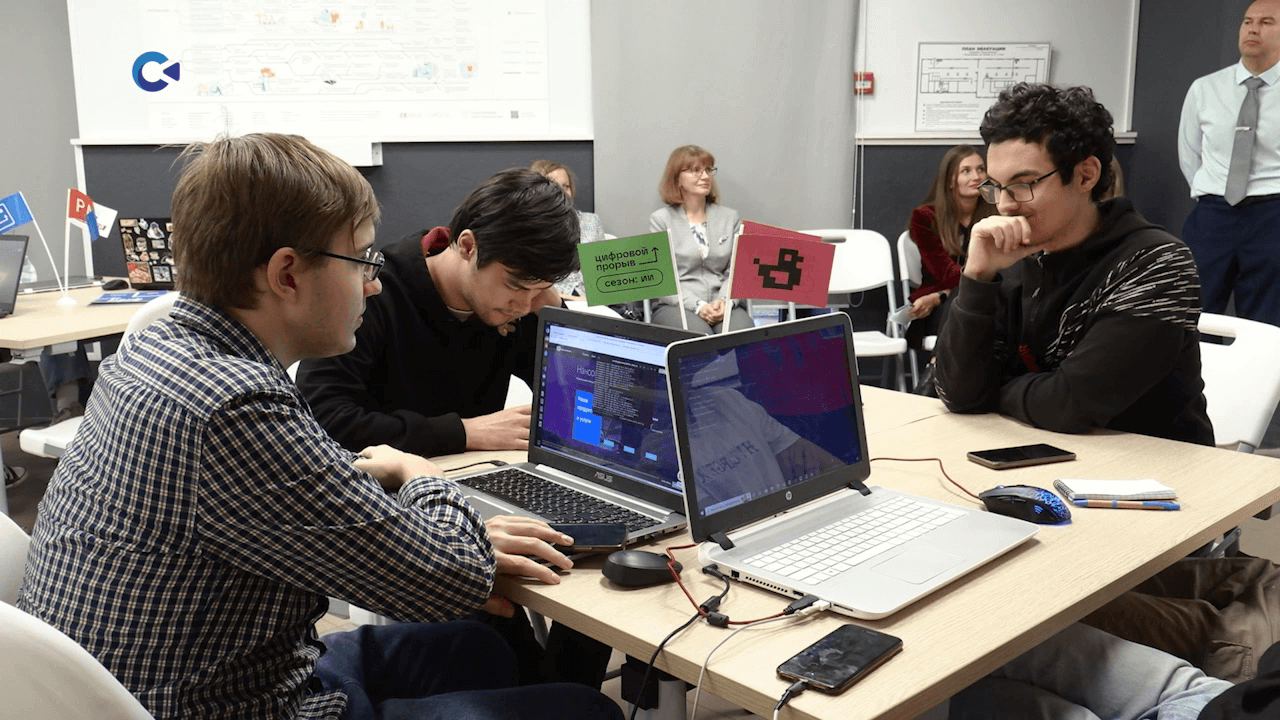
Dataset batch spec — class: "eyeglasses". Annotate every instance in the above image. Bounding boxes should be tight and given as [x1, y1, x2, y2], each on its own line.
[977, 170, 1057, 204]
[315, 247, 384, 281]
[682, 167, 717, 177]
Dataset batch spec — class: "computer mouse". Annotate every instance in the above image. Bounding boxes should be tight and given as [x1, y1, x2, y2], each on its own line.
[102, 279, 129, 291]
[602, 550, 682, 587]
[979, 485, 1072, 525]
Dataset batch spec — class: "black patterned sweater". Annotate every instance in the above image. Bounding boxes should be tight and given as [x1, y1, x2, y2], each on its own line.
[935, 197, 1214, 445]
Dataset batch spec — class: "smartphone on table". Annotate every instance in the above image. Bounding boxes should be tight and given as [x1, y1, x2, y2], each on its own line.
[967, 443, 1076, 470]
[776, 624, 903, 693]
[548, 523, 628, 553]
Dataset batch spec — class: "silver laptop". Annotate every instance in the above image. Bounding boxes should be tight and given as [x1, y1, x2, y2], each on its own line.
[0, 235, 30, 317]
[452, 306, 695, 544]
[665, 313, 1038, 619]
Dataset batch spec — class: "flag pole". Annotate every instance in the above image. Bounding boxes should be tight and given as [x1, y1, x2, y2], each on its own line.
[666, 229, 688, 332]
[57, 191, 76, 305]
[21, 192, 71, 304]
[719, 227, 743, 334]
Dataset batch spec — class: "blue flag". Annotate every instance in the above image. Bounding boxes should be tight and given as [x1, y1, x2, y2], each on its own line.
[0, 192, 34, 235]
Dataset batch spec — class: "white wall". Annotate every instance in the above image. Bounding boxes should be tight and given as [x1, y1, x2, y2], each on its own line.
[855, 0, 1140, 138]
[0, 2, 82, 281]
[591, 0, 856, 237]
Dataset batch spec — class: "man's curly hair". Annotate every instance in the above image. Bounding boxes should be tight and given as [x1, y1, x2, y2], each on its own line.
[979, 83, 1115, 202]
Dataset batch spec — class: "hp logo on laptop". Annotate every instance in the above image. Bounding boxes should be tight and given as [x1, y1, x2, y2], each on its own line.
[785, 491, 792, 501]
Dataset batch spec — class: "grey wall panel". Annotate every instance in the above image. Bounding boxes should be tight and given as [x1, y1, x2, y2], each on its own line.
[83, 141, 593, 278]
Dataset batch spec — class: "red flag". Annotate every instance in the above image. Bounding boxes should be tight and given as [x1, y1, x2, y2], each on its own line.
[740, 221, 821, 240]
[68, 189, 93, 222]
[730, 233, 834, 307]
[67, 188, 100, 241]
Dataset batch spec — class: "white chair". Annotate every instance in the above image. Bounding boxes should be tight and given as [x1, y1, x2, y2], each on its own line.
[0, 511, 30, 603]
[19, 292, 181, 460]
[1197, 312, 1280, 453]
[800, 229, 910, 391]
[894, 230, 939, 387]
[0, 601, 155, 720]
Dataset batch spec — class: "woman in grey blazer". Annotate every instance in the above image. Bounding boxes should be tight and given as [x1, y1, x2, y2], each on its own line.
[649, 145, 754, 334]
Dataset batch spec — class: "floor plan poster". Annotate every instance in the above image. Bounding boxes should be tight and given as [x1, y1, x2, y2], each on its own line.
[915, 43, 1051, 132]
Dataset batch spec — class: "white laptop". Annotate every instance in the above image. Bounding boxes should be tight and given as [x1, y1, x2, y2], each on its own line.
[665, 313, 1038, 619]
[452, 306, 696, 544]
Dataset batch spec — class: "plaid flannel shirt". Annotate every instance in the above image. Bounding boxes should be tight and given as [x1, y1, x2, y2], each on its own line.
[18, 297, 496, 719]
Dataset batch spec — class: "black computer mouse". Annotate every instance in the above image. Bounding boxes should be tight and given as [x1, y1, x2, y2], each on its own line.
[102, 279, 130, 291]
[979, 485, 1072, 525]
[602, 550, 681, 587]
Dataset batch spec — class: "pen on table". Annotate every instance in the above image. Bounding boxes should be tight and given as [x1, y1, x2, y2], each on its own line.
[1072, 499, 1181, 511]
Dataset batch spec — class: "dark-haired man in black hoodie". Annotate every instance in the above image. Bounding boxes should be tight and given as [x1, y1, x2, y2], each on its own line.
[935, 82, 1214, 445]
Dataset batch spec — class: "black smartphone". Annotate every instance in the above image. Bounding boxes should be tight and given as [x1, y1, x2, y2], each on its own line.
[548, 523, 628, 552]
[776, 624, 903, 693]
[967, 443, 1076, 470]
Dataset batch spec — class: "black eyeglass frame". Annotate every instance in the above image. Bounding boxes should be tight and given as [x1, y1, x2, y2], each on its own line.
[314, 248, 385, 281]
[681, 167, 718, 177]
[977, 170, 1057, 204]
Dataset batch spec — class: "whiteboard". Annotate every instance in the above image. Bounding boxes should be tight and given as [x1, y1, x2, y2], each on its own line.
[856, 0, 1139, 139]
[67, 0, 592, 143]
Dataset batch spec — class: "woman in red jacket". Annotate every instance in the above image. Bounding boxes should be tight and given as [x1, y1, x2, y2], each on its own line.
[904, 145, 995, 349]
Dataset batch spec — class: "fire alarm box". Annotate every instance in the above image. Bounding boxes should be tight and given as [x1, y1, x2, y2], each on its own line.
[854, 72, 874, 94]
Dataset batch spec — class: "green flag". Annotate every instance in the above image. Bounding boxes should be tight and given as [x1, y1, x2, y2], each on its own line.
[577, 231, 679, 306]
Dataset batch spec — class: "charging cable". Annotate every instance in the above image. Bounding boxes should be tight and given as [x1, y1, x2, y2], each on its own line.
[689, 596, 830, 719]
[774, 679, 809, 720]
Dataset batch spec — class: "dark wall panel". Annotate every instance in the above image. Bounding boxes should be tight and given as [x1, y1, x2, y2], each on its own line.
[84, 141, 594, 278]
[856, 0, 1249, 277]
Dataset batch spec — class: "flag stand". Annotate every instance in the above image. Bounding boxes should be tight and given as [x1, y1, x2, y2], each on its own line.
[21, 191, 71, 303]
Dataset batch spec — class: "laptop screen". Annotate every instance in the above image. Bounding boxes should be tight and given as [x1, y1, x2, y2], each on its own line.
[532, 313, 686, 503]
[0, 235, 30, 315]
[667, 314, 872, 542]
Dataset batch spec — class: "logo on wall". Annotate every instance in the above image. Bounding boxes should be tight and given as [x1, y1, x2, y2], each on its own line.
[132, 51, 181, 92]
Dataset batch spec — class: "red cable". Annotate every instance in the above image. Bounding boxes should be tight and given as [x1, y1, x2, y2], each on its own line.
[870, 456, 980, 500]
[664, 543, 787, 625]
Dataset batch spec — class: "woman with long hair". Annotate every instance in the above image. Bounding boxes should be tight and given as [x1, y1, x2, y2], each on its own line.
[649, 145, 753, 333]
[904, 145, 996, 347]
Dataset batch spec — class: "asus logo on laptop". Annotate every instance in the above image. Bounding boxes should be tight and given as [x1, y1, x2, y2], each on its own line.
[594, 471, 615, 484]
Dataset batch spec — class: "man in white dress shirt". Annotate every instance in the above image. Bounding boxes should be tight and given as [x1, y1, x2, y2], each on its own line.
[1179, 0, 1280, 326]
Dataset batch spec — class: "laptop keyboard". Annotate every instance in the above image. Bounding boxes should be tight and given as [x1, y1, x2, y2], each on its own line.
[743, 496, 965, 586]
[457, 468, 659, 532]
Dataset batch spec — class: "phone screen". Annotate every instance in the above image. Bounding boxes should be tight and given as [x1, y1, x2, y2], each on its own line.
[549, 523, 628, 551]
[967, 443, 1075, 469]
[776, 624, 902, 693]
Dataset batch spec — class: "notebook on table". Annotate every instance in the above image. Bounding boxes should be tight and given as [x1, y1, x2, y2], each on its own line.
[0, 235, 30, 317]
[452, 306, 696, 544]
[664, 313, 1039, 619]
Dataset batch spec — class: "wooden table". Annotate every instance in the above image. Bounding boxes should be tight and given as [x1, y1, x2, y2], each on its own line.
[0, 284, 138, 352]
[453, 400, 1280, 720]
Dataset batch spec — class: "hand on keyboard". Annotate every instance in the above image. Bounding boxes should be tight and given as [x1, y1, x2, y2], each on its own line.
[486, 515, 574, 586]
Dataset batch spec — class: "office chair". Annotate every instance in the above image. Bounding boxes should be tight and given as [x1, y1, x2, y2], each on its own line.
[800, 229, 910, 391]
[894, 230, 940, 387]
[0, 512, 30, 603]
[0, 601, 155, 720]
[1197, 312, 1280, 453]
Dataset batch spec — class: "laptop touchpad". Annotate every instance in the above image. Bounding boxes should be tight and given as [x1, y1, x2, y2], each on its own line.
[870, 548, 964, 585]
[463, 495, 513, 520]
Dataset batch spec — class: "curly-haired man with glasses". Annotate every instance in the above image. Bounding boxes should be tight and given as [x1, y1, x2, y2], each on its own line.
[935, 83, 1214, 445]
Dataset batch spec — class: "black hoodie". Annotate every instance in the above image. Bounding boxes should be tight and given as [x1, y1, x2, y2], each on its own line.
[935, 197, 1214, 445]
